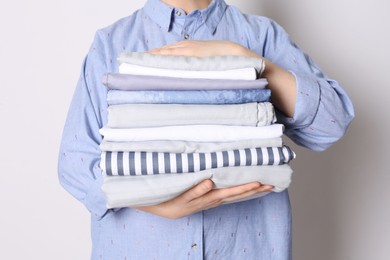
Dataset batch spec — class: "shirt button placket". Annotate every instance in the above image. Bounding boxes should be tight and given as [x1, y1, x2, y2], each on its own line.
[186, 213, 203, 260]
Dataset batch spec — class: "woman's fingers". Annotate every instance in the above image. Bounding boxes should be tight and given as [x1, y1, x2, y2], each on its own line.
[135, 181, 273, 219]
[148, 46, 196, 56]
[147, 40, 263, 59]
[180, 179, 214, 202]
[189, 181, 262, 206]
[146, 40, 250, 57]
[221, 185, 274, 203]
[178, 181, 261, 212]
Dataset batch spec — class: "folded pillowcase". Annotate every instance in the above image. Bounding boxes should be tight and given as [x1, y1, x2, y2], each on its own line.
[99, 138, 284, 153]
[117, 52, 265, 76]
[106, 89, 271, 105]
[106, 102, 276, 128]
[99, 124, 285, 142]
[102, 164, 293, 208]
[102, 73, 268, 91]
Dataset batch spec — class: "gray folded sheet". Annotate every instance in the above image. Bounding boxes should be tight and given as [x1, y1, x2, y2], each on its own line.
[102, 164, 293, 208]
[107, 102, 276, 128]
[102, 73, 268, 91]
[99, 138, 284, 152]
[117, 52, 265, 76]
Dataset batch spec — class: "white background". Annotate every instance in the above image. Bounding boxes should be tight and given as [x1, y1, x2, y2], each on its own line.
[0, 0, 389, 259]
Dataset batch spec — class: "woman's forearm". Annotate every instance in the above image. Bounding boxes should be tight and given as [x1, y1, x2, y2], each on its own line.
[239, 47, 297, 118]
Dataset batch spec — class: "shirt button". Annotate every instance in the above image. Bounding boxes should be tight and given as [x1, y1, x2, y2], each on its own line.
[175, 10, 182, 16]
[184, 34, 190, 40]
[191, 243, 198, 249]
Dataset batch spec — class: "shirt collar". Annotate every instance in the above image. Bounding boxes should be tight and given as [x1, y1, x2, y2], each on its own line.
[143, 0, 227, 34]
[143, 0, 174, 31]
[199, 0, 227, 34]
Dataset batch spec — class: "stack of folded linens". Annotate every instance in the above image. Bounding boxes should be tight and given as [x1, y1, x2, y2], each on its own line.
[99, 52, 296, 208]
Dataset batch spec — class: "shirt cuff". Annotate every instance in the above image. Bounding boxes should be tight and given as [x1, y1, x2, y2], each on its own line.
[85, 176, 110, 220]
[277, 71, 321, 129]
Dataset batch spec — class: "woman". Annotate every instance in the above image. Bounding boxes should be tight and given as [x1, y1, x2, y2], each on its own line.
[58, 0, 354, 259]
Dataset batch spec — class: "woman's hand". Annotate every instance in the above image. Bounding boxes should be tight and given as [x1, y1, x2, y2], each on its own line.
[148, 40, 296, 117]
[134, 179, 273, 219]
[148, 40, 261, 58]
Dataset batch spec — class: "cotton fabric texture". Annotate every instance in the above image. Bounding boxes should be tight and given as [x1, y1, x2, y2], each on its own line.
[58, 0, 355, 259]
[102, 73, 268, 91]
[106, 102, 276, 128]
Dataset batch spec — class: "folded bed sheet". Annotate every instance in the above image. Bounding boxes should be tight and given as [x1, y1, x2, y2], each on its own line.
[119, 64, 258, 80]
[102, 164, 293, 208]
[100, 146, 295, 176]
[102, 73, 268, 91]
[106, 102, 276, 128]
[99, 138, 284, 153]
[117, 52, 265, 76]
[106, 89, 271, 105]
[99, 124, 284, 142]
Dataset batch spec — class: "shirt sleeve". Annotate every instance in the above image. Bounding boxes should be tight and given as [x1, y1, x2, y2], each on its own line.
[58, 31, 110, 219]
[261, 19, 355, 151]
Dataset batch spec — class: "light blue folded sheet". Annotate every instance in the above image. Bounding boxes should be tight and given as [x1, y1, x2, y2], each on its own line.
[107, 89, 271, 105]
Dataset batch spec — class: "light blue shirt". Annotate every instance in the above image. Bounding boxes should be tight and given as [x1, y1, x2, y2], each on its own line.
[58, 0, 354, 259]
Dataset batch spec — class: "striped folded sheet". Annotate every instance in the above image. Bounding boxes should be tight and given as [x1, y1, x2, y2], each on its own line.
[100, 146, 295, 176]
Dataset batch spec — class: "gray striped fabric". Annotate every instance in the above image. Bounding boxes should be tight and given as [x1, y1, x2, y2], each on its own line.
[100, 146, 295, 176]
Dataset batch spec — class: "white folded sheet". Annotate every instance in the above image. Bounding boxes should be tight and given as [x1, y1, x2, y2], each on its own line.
[117, 52, 265, 75]
[99, 124, 285, 142]
[119, 63, 258, 80]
